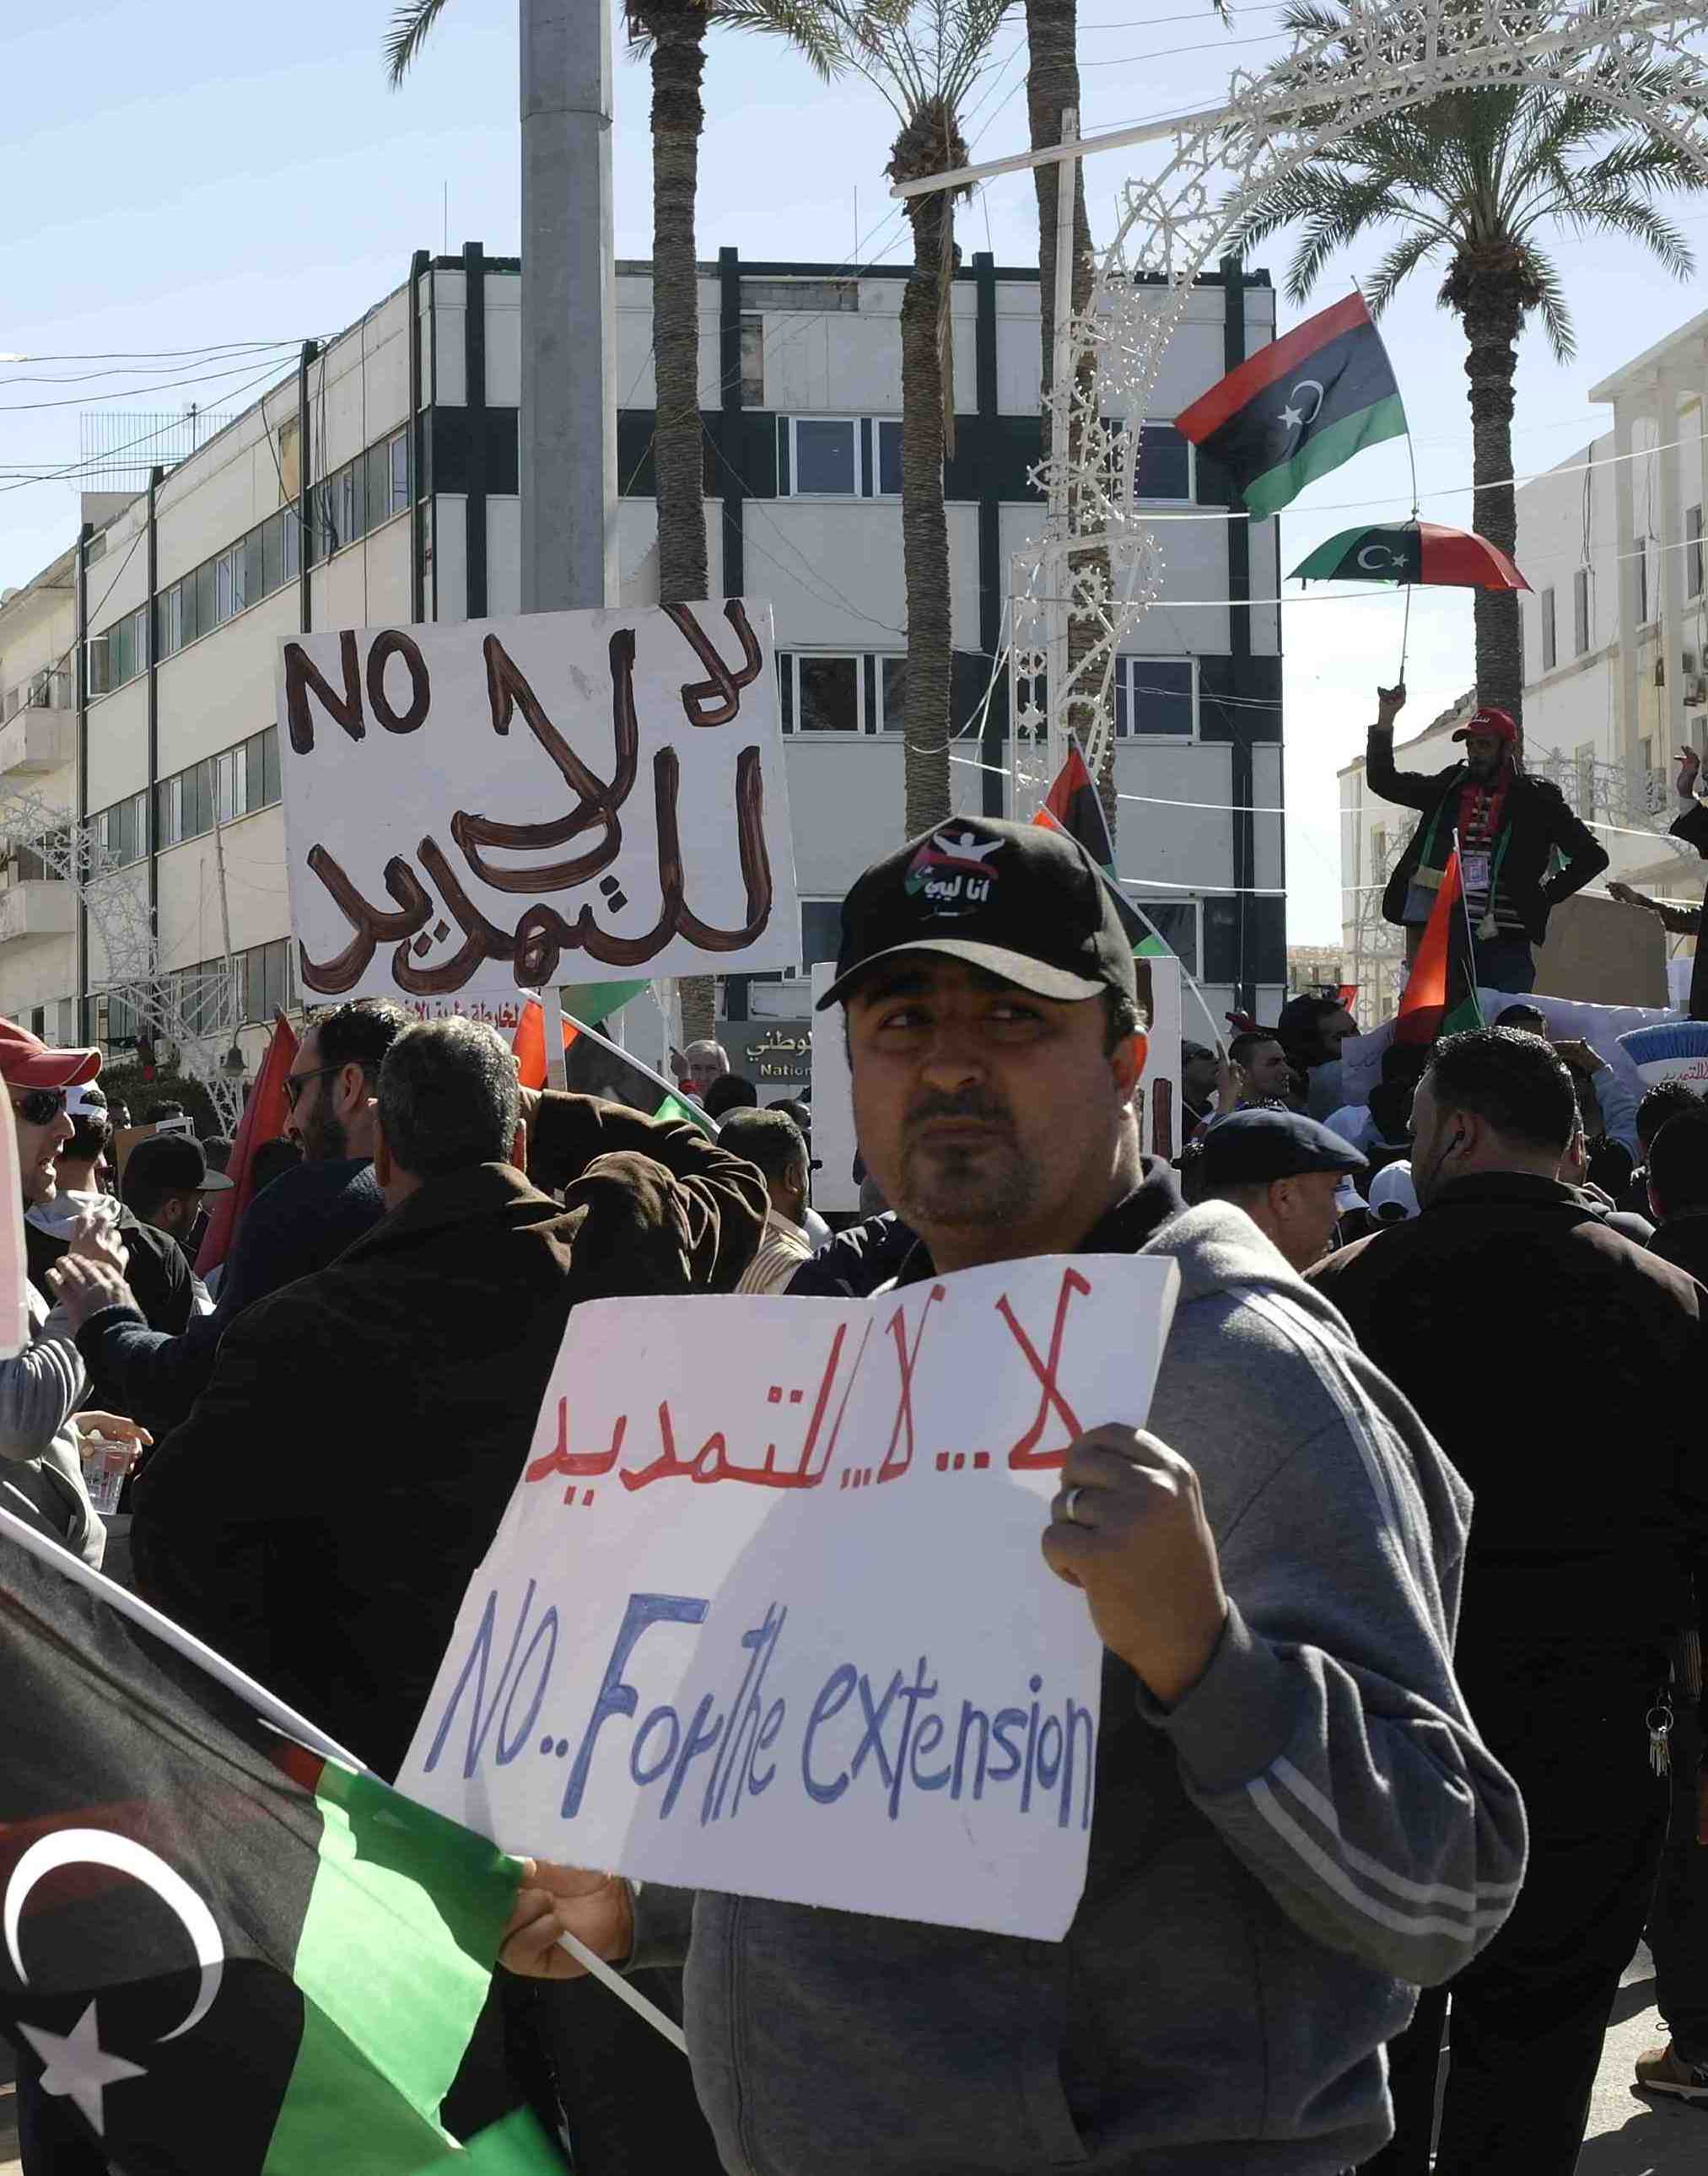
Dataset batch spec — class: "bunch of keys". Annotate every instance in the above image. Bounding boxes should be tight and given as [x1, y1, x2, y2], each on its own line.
[1648, 1691, 1675, 1779]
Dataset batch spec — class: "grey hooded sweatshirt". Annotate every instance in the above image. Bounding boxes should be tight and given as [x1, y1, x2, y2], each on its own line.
[0, 1282, 99, 1567]
[628, 1193, 1526, 2176]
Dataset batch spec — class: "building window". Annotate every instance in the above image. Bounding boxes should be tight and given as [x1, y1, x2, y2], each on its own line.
[777, 652, 902, 733]
[391, 429, 411, 517]
[152, 725, 281, 852]
[1540, 586, 1557, 673]
[798, 654, 859, 730]
[1113, 657, 1195, 739]
[876, 418, 903, 498]
[879, 655, 906, 731]
[1136, 425, 1192, 502]
[739, 315, 766, 407]
[1689, 506, 1705, 600]
[92, 790, 149, 870]
[241, 936, 295, 1024]
[1129, 897, 1201, 976]
[1573, 565, 1590, 655]
[783, 417, 860, 497]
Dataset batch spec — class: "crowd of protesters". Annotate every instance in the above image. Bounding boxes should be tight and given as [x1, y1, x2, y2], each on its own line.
[5, 690, 1708, 2176]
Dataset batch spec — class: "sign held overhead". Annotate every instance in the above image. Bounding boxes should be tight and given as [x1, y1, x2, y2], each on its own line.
[277, 599, 800, 1009]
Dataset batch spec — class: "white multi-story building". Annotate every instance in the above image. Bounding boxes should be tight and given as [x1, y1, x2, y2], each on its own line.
[0, 243, 1287, 1085]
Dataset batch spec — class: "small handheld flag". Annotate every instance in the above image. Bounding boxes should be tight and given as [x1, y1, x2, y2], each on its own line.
[195, 1011, 299, 1278]
[1032, 736, 1153, 954]
[1394, 846, 1485, 1046]
[1175, 291, 1407, 518]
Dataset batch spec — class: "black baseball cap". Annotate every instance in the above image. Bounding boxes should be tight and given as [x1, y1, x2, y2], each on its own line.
[817, 817, 1138, 1011]
[1199, 1109, 1368, 1188]
[123, 1133, 234, 1196]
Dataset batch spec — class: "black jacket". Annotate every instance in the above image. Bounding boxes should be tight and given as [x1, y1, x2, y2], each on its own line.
[74, 1157, 385, 1440]
[1651, 1210, 1708, 1290]
[26, 1206, 195, 1341]
[1310, 1171, 1708, 1646]
[130, 1096, 765, 1778]
[1367, 725, 1608, 941]
[785, 1210, 919, 1297]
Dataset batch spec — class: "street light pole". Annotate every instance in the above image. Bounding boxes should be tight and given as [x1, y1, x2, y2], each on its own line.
[520, 0, 617, 616]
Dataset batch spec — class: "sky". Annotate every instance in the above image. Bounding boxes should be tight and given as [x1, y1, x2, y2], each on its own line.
[4, 0, 1708, 943]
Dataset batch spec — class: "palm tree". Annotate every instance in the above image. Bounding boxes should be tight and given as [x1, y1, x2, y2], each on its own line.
[1235, 8, 1707, 728]
[387, 0, 850, 1044]
[808, 1, 1015, 832]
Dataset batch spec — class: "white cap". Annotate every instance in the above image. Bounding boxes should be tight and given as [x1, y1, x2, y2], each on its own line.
[1368, 1161, 1420, 1221]
[1334, 1175, 1367, 1217]
[66, 1082, 108, 1122]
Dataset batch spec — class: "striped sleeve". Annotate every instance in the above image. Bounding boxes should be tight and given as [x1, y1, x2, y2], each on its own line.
[736, 1233, 812, 1296]
[1144, 1292, 1528, 1986]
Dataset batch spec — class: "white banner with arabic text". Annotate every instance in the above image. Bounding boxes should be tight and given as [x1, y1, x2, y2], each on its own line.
[400, 1256, 1179, 1940]
[277, 600, 799, 1009]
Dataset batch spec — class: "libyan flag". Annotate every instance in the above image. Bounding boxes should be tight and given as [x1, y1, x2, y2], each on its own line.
[1394, 847, 1485, 1046]
[513, 999, 709, 1131]
[0, 1513, 562, 2175]
[1174, 291, 1407, 518]
[1033, 735, 1160, 956]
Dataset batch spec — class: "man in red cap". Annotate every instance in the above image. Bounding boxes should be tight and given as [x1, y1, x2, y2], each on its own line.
[0, 1016, 137, 1571]
[1367, 685, 1607, 995]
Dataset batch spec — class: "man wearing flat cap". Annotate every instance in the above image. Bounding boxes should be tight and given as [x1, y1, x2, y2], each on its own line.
[1196, 1108, 1369, 1272]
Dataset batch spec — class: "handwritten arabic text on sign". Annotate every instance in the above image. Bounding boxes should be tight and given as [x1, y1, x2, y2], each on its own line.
[399, 1256, 1179, 1941]
[276, 599, 800, 1005]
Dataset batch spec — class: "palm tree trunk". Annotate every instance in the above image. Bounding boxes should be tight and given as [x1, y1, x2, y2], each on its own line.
[1461, 273, 1524, 743]
[641, 0, 714, 1041]
[1026, 0, 1116, 832]
[901, 184, 956, 837]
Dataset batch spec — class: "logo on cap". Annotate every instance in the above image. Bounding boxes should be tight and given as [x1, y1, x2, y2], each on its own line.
[902, 829, 1003, 917]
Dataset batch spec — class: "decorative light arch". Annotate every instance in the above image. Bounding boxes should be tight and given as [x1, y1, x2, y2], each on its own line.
[1004, 0, 1708, 798]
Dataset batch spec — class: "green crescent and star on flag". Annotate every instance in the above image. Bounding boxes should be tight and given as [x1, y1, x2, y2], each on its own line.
[1174, 290, 1408, 517]
[0, 1516, 563, 2175]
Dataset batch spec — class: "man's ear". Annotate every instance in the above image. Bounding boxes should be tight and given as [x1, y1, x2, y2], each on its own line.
[1111, 1028, 1148, 1106]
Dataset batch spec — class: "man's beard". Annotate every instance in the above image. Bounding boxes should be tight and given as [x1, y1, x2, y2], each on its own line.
[299, 1101, 348, 1163]
[893, 1088, 1037, 1230]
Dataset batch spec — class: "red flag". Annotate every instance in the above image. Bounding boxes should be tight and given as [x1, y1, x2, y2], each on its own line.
[510, 999, 578, 1091]
[1394, 851, 1484, 1045]
[195, 1010, 299, 1275]
[1035, 737, 1150, 951]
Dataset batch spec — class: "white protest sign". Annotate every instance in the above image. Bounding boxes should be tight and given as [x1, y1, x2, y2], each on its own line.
[810, 957, 859, 1213]
[400, 1254, 1179, 1941]
[277, 599, 799, 1010]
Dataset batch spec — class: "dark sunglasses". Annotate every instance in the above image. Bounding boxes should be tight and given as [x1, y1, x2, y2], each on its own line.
[282, 1062, 342, 1111]
[8, 1088, 67, 1125]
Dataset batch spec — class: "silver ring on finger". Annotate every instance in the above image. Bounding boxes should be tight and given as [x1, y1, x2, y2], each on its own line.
[1063, 1485, 1086, 1524]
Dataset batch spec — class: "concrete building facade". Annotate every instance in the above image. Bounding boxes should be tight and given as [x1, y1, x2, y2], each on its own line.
[0, 244, 1286, 1080]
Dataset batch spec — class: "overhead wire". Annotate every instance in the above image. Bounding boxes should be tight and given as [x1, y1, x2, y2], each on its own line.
[0, 350, 304, 417]
[0, 343, 300, 391]
[0, 354, 299, 500]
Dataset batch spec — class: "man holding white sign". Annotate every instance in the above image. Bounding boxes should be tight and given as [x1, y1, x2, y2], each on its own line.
[499, 818, 1525, 2176]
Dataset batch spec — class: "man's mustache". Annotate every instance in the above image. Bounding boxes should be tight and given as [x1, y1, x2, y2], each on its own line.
[903, 1089, 1016, 1134]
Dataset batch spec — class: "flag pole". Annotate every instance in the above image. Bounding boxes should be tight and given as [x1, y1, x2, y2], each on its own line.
[1451, 826, 1487, 1026]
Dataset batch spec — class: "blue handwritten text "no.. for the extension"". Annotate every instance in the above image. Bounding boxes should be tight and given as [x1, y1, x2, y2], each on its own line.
[422, 1587, 1096, 1833]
